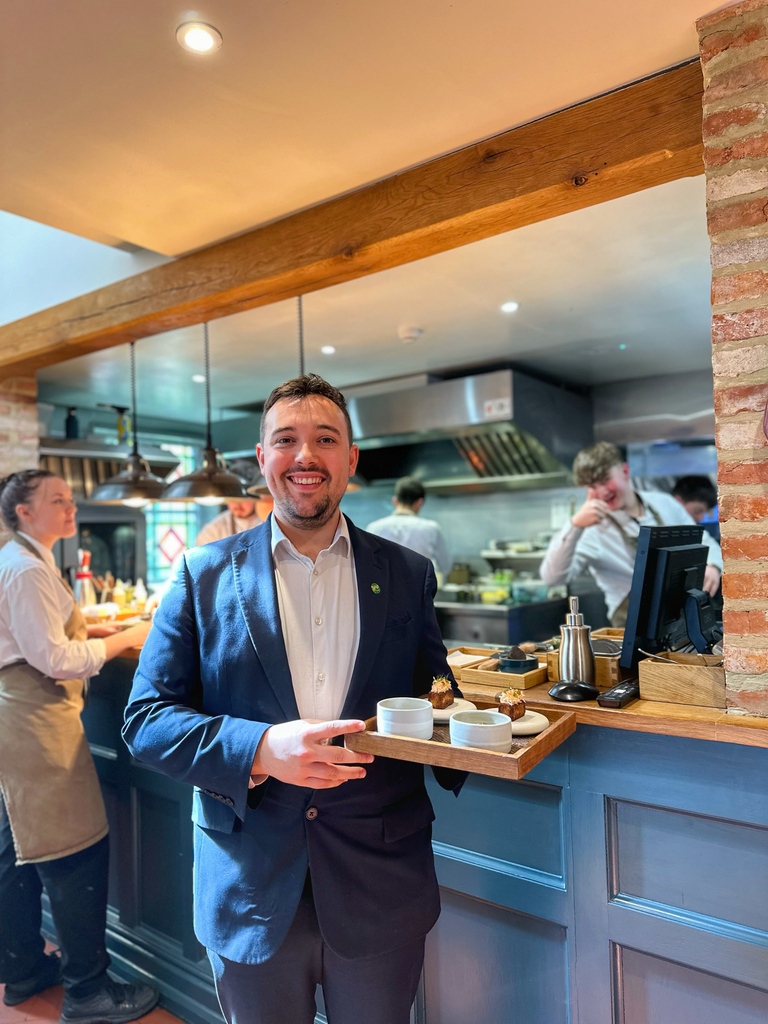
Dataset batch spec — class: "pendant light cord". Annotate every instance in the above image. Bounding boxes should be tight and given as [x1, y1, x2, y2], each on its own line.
[297, 295, 305, 376]
[130, 342, 139, 456]
[204, 322, 213, 449]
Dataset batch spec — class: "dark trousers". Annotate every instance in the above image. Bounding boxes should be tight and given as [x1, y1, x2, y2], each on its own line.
[208, 876, 425, 1024]
[0, 804, 111, 999]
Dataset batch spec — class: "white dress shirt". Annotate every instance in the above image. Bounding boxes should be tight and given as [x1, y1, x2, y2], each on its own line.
[539, 490, 723, 620]
[271, 515, 360, 721]
[366, 509, 451, 578]
[0, 533, 106, 678]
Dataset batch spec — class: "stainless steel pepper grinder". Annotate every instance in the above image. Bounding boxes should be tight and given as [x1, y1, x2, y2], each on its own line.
[559, 596, 595, 683]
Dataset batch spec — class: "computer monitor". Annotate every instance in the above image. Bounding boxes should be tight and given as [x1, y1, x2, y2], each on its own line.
[619, 525, 709, 671]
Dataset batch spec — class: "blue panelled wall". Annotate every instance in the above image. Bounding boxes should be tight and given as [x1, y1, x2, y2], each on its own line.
[79, 661, 768, 1024]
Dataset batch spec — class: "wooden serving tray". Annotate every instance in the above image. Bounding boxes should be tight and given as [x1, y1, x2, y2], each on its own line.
[344, 700, 576, 781]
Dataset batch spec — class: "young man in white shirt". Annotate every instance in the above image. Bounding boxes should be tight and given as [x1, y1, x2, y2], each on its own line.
[539, 442, 723, 627]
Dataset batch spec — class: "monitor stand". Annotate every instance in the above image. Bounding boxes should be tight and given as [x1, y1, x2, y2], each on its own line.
[684, 589, 723, 654]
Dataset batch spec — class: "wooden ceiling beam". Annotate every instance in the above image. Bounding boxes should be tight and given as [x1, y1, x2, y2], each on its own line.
[0, 61, 703, 375]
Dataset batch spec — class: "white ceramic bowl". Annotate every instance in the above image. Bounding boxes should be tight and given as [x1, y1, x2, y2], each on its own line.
[377, 697, 434, 739]
[449, 710, 512, 753]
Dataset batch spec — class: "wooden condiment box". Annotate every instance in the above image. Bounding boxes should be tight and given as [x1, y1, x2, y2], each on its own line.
[638, 651, 726, 709]
[447, 646, 547, 693]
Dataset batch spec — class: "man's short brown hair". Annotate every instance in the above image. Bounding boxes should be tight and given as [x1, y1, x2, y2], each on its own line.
[260, 374, 353, 444]
[572, 442, 624, 487]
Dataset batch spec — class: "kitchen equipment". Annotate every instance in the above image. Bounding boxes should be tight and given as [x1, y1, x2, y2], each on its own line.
[558, 596, 595, 684]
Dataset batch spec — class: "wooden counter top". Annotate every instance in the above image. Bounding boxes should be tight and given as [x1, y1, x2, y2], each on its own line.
[461, 681, 768, 749]
[118, 651, 768, 750]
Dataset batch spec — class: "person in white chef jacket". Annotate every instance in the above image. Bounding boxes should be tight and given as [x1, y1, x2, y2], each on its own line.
[366, 476, 451, 586]
[539, 442, 723, 628]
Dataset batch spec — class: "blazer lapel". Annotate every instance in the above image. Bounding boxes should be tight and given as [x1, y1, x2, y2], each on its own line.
[231, 519, 299, 721]
[341, 518, 390, 717]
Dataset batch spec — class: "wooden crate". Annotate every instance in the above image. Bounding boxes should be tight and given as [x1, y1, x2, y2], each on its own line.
[638, 652, 726, 709]
[460, 662, 548, 693]
[345, 701, 576, 781]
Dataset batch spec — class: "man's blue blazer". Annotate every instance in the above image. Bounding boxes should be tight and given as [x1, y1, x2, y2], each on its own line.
[123, 515, 463, 965]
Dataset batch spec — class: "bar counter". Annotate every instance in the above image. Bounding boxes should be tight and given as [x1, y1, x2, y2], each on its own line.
[90, 648, 768, 1024]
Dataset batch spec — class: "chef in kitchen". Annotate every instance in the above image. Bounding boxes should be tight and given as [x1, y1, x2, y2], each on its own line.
[539, 442, 723, 628]
[195, 462, 274, 546]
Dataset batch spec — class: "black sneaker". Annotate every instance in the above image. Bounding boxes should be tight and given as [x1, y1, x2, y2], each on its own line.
[60, 977, 159, 1024]
[3, 951, 63, 1006]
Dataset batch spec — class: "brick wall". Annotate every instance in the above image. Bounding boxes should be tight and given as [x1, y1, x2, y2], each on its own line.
[0, 376, 39, 546]
[699, 0, 768, 715]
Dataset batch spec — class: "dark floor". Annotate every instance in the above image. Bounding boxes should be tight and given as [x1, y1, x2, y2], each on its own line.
[0, 948, 184, 1024]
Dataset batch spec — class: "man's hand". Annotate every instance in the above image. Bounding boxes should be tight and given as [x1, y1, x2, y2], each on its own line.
[251, 719, 374, 789]
[703, 565, 722, 597]
[571, 497, 610, 529]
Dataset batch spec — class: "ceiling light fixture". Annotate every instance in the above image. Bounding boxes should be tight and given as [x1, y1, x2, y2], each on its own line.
[176, 21, 223, 54]
[89, 343, 168, 506]
[192, 374, 206, 383]
[500, 301, 520, 314]
[321, 345, 336, 355]
[162, 323, 249, 504]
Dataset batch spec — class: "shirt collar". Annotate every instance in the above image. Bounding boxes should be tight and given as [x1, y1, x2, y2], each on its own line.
[270, 512, 351, 561]
[393, 507, 417, 517]
[17, 531, 56, 569]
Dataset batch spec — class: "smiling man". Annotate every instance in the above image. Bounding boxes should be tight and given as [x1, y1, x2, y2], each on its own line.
[539, 442, 723, 627]
[123, 374, 463, 1024]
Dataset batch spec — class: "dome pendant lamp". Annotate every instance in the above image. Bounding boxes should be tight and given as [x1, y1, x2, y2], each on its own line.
[89, 342, 167, 506]
[162, 323, 248, 504]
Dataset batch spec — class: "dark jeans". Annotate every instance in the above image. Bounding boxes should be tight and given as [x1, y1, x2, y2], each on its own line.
[0, 802, 111, 999]
[209, 875, 425, 1024]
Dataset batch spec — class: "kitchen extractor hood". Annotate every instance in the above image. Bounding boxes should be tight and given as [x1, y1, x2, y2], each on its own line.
[347, 369, 593, 493]
[38, 438, 180, 501]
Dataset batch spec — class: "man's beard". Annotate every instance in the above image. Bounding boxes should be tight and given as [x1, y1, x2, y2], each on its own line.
[279, 491, 337, 531]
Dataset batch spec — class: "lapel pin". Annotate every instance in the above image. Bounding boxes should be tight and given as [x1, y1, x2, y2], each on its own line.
[371, 583, 381, 595]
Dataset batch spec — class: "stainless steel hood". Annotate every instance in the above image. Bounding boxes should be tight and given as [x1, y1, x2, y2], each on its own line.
[38, 438, 180, 501]
[348, 369, 593, 493]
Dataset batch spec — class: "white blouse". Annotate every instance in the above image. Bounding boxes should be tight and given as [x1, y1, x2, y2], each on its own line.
[0, 534, 106, 679]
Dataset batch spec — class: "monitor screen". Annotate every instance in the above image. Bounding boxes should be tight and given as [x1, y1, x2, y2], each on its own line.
[619, 525, 708, 671]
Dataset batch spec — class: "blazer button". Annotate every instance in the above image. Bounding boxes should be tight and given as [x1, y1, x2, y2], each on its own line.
[305, 806, 318, 821]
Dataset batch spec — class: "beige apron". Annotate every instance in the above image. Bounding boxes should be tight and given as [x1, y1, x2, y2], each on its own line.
[0, 536, 108, 864]
[609, 498, 663, 628]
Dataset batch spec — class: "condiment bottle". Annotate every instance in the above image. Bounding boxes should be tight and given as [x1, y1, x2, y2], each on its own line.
[133, 578, 147, 612]
[558, 596, 595, 683]
[112, 579, 126, 608]
[74, 550, 97, 608]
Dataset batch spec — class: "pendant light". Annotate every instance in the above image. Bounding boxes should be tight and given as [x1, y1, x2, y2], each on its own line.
[162, 322, 248, 504]
[89, 342, 167, 506]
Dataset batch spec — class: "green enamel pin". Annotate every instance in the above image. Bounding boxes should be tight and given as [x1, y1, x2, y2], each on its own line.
[371, 583, 381, 595]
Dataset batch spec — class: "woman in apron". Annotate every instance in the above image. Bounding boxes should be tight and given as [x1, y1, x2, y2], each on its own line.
[0, 471, 159, 1024]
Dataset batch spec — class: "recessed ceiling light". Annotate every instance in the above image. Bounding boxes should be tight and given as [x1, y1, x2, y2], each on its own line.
[320, 345, 336, 355]
[192, 374, 206, 383]
[500, 301, 519, 314]
[176, 22, 223, 54]
[619, 343, 628, 351]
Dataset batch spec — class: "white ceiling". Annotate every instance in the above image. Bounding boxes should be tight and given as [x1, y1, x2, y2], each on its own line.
[4, 0, 718, 425]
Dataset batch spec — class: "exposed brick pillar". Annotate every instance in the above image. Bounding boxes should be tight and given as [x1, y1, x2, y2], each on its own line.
[698, 0, 768, 716]
[0, 375, 39, 546]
